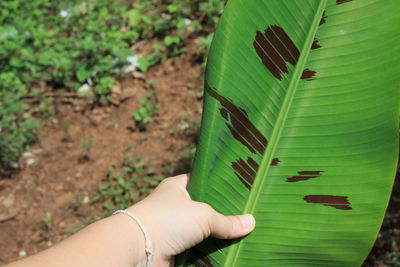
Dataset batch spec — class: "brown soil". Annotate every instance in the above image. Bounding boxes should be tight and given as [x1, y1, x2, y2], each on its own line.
[0, 40, 204, 264]
[0, 40, 399, 266]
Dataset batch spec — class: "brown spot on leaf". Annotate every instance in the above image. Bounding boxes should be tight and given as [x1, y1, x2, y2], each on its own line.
[270, 25, 300, 64]
[226, 124, 256, 154]
[337, 0, 352, 4]
[232, 157, 281, 189]
[254, 25, 300, 80]
[220, 108, 229, 120]
[271, 158, 281, 166]
[298, 171, 322, 175]
[326, 204, 352, 210]
[287, 171, 323, 182]
[320, 11, 327, 25]
[301, 69, 317, 81]
[255, 31, 289, 77]
[304, 195, 352, 210]
[247, 157, 259, 171]
[206, 84, 268, 154]
[311, 38, 321, 50]
[232, 158, 256, 190]
[253, 41, 283, 80]
[287, 176, 318, 182]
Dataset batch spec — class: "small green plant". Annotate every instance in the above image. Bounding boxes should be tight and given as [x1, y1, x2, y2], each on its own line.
[138, 44, 167, 72]
[0, 72, 39, 171]
[93, 157, 163, 214]
[80, 137, 93, 152]
[42, 212, 53, 230]
[131, 91, 159, 131]
[63, 123, 74, 135]
[78, 136, 93, 162]
[196, 33, 214, 66]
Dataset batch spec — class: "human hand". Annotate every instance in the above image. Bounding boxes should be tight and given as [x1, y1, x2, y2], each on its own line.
[128, 174, 256, 266]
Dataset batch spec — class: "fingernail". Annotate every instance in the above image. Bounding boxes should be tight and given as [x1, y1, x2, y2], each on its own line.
[239, 214, 256, 231]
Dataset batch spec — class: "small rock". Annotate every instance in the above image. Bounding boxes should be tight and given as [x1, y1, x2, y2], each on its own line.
[121, 56, 140, 73]
[19, 250, 27, 258]
[22, 152, 34, 158]
[177, 122, 190, 131]
[90, 114, 102, 126]
[78, 84, 91, 93]
[25, 158, 37, 166]
[2, 194, 14, 207]
[74, 105, 82, 112]
[10, 162, 19, 169]
[121, 87, 138, 100]
[59, 10, 70, 18]
[83, 196, 90, 204]
[32, 148, 43, 154]
[131, 71, 145, 80]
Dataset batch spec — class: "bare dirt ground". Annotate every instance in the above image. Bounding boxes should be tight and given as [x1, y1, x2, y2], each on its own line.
[0, 40, 399, 266]
[0, 41, 204, 264]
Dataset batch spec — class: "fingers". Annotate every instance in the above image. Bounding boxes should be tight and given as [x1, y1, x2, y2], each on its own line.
[209, 211, 256, 239]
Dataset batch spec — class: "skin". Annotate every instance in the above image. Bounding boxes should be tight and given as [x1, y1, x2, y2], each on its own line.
[5, 174, 256, 267]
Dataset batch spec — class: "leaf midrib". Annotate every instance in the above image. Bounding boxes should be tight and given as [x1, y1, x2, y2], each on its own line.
[223, 1, 328, 266]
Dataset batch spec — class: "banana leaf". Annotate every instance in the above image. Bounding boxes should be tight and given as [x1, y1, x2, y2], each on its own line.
[176, 0, 400, 266]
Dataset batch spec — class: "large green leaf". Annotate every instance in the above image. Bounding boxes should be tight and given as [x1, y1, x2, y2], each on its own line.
[176, 0, 400, 266]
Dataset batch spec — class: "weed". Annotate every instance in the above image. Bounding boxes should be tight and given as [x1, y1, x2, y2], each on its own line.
[93, 157, 163, 214]
[0, 72, 39, 170]
[131, 91, 159, 131]
[78, 136, 93, 162]
[80, 137, 93, 152]
[138, 44, 167, 72]
[62, 123, 74, 135]
[42, 212, 52, 230]
[125, 144, 133, 152]
[196, 33, 214, 66]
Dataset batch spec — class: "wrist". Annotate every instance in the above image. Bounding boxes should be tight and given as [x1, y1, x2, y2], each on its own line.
[102, 212, 147, 267]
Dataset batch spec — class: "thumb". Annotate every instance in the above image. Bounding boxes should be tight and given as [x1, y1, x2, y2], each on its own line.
[209, 213, 256, 239]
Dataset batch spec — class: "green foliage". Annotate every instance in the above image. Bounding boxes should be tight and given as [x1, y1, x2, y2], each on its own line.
[196, 33, 214, 66]
[138, 44, 168, 72]
[134, 0, 224, 72]
[0, 0, 134, 99]
[178, 0, 400, 266]
[80, 137, 93, 152]
[0, 72, 39, 170]
[131, 91, 159, 131]
[93, 156, 162, 213]
[0, 0, 224, 170]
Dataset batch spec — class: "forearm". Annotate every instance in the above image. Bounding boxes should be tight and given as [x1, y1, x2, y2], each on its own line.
[5, 175, 255, 267]
[6, 214, 147, 267]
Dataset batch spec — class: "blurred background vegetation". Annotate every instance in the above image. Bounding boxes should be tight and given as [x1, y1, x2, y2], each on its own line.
[1, 0, 221, 170]
[0, 0, 398, 265]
